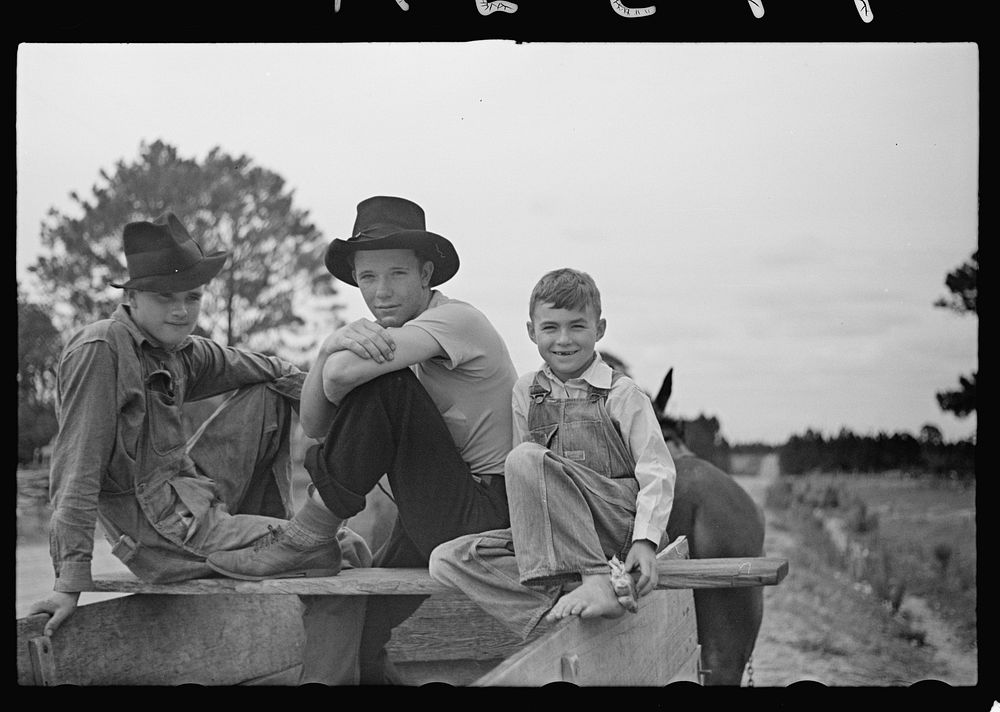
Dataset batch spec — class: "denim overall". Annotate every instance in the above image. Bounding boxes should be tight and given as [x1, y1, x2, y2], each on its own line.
[527, 370, 636, 482]
[428, 368, 643, 639]
[515, 369, 640, 579]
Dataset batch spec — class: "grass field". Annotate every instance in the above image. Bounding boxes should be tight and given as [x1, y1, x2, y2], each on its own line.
[768, 472, 977, 649]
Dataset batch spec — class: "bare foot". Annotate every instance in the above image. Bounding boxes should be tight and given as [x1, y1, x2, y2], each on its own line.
[545, 574, 625, 623]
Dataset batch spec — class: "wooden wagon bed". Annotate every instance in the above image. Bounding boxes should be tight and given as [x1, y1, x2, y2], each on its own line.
[15, 537, 787, 686]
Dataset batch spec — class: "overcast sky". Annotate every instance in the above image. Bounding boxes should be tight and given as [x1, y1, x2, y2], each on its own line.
[16, 42, 979, 444]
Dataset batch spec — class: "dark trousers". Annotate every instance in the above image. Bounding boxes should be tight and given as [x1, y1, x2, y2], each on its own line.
[304, 369, 510, 683]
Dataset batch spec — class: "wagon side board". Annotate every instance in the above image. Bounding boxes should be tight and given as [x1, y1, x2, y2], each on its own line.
[471, 539, 701, 686]
[471, 588, 700, 686]
[16, 594, 305, 686]
[16, 591, 546, 687]
[16, 537, 786, 686]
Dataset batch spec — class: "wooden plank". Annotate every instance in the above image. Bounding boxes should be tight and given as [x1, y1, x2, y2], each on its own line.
[660, 535, 689, 561]
[650, 557, 789, 588]
[387, 592, 550, 663]
[413, 597, 548, 661]
[471, 540, 700, 687]
[666, 643, 702, 684]
[27, 636, 57, 686]
[242, 666, 302, 686]
[85, 555, 785, 596]
[394, 659, 506, 687]
[14, 591, 547, 685]
[16, 536, 773, 686]
[15, 594, 304, 686]
[87, 568, 448, 596]
[470, 588, 699, 686]
[658, 593, 701, 681]
[386, 539, 692, 670]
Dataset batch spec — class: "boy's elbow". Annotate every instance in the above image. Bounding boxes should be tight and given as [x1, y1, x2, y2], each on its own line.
[299, 416, 326, 440]
[321, 352, 365, 401]
[323, 367, 355, 399]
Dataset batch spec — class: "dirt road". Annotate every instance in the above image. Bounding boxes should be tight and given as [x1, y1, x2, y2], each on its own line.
[733, 456, 977, 687]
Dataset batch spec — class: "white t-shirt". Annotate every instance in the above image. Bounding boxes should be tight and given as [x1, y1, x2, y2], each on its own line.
[406, 291, 518, 475]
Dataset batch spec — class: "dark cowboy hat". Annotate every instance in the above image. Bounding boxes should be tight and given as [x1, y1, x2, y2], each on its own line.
[110, 213, 228, 291]
[325, 196, 459, 287]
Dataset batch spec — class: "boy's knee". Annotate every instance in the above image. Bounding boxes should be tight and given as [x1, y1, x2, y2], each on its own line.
[340, 369, 431, 414]
[504, 441, 546, 475]
[427, 542, 456, 583]
[428, 535, 479, 584]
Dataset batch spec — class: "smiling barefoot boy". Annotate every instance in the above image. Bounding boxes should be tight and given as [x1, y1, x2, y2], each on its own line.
[430, 268, 676, 637]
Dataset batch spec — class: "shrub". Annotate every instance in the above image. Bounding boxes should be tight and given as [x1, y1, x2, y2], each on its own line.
[845, 497, 879, 535]
[794, 480, 843, 509]
[765, 479, 794, 510]
[820, 484, 841, 509]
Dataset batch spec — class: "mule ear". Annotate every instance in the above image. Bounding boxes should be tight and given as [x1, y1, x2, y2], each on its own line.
[653, 368, 673, 415]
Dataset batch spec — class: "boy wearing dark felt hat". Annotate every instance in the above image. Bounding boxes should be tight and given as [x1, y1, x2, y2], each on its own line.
[29, 213, 372, 651]
[207, 196, 517, 684]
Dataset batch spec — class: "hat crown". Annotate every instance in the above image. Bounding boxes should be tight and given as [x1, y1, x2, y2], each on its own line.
[351, 196, 427, 240]
[325, 196, 460, 288]
[112, 213, 227, 292]
[123, 213, 203, 261]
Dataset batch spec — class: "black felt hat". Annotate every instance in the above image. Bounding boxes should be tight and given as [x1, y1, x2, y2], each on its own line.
[110, 213, 227, 291]
[325, 196, 459, 287]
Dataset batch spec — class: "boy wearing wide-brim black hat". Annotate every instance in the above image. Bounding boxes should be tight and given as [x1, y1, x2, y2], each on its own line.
[208, 196, 517, 684]
[28, 213, 372, 641]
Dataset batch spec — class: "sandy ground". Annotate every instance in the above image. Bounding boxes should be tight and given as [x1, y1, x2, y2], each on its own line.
[733, 456, 977, 687]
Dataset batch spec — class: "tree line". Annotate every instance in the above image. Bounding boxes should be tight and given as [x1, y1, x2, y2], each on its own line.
[778, 426, 975, 479]
[666, 421, 974, 480]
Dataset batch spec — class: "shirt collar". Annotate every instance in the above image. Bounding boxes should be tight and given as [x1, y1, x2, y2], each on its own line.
[112, 304, 194, 353]
[540, 353, 613, 389]
[426, 289, 447, 310]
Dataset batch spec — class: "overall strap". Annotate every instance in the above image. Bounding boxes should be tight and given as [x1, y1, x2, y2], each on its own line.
[588, 369, 636, 472]
[585, 368, 625, 401]
[528, 370, 550, 404]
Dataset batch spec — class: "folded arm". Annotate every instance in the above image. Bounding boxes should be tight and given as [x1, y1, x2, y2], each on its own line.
[299, 320, 445, 438]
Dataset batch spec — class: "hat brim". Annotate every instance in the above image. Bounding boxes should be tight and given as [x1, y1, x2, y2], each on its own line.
[325, 230, 459, 287]
[110, 252, 228, 292]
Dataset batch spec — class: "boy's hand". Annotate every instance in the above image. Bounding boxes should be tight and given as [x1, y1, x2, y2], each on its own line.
[324, 319, 396, 363]
[28, 591, 80, 637]
[625, 540, 658, 597]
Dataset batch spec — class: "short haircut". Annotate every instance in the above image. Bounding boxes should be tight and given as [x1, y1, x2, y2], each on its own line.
[529, 268, 602, 320]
